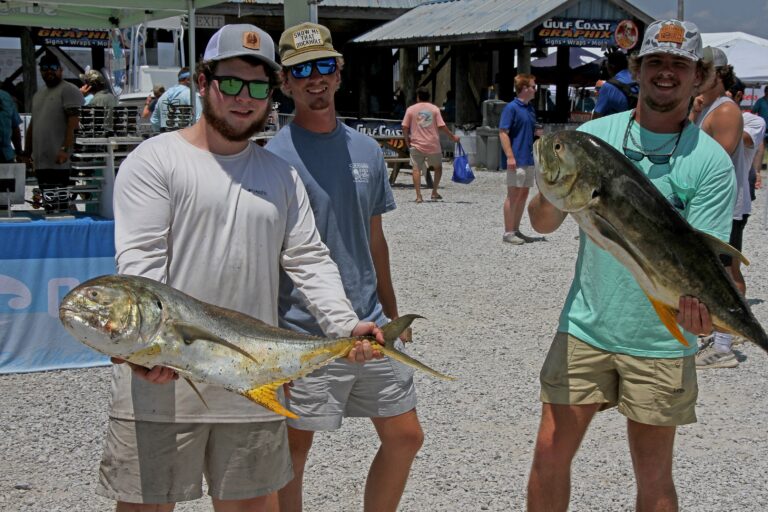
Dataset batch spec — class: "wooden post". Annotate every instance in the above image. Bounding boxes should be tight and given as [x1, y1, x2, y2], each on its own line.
[21, 28, 36, 114]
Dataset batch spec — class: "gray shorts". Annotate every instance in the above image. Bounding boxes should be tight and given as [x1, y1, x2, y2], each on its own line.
[96, 419, 292, 504]
[506, 165, 535, 188]
[286, 340, 418, 431]
[409, 148, 442, 171]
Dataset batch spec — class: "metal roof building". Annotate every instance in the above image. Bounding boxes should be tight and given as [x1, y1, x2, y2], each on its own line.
[352, 0, 652, 46]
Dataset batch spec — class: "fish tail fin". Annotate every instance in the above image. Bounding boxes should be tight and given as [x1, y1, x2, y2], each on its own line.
[378, 345, 455, 381]
[381, 314, 425, 349]
[244, 382, 298, 419]
[646, 295, 690, 347]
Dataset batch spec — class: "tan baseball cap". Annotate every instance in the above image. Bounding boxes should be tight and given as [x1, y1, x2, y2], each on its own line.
[279, 22, 342, 67]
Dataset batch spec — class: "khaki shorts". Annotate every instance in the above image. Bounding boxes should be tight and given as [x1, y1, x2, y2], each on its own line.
[539, 332, 698, 426]
[409, 148, 443, 171]
[96, 419, 292, 504]
[506, 165, 535, 188]
[286, 341, 417, 431]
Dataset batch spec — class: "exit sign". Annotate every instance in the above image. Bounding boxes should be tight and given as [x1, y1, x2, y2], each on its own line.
[196, 15, 225, 29]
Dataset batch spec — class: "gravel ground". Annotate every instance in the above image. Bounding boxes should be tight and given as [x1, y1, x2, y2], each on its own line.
[3, 166, 768, 511]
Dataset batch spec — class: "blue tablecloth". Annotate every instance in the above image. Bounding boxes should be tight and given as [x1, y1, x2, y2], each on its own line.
[0, 214, 114, 373]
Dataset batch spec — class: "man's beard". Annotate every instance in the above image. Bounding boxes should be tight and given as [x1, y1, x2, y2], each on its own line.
[43, 75, 62, 88]
[202, 93, 269, 141]
[642, 93, 683, 114]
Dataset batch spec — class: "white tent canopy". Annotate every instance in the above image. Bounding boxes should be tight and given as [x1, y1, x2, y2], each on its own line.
[0, 1, 221, 29]
[702, 32, 768, 84]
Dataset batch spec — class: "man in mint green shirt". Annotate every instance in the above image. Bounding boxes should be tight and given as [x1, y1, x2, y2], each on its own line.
[526, 19, 735, 511]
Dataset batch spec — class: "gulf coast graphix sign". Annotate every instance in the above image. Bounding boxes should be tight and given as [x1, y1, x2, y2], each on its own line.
[34, 28, 111, 48]
[534, 18, 639, 49]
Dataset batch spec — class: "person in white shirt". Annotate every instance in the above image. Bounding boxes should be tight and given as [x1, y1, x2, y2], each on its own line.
[101, 23, 381, 512]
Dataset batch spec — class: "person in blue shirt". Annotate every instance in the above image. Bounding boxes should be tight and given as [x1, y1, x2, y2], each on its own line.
[499, 73, 538, 244]
[150, 67, 202, 131]
[593, 48, 638, 118]
[0, 88, 22, 164]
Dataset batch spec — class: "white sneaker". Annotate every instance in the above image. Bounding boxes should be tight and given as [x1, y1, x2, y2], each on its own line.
[695, 339, 738, 369]
[502, 232, 524, 245]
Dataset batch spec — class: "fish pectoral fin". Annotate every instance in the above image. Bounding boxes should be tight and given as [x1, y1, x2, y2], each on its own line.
[590, 214, 654, 277]
[378, 346, 455, 381]
[171, 321, 262, 365]
[244, 382, 298, 419]
[699, 230, 750, 266]
[646, 295, 690, 347]
[184, 378, 209, 409]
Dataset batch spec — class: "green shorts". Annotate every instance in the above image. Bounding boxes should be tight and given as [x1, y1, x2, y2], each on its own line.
[539, 332, 698, 426]
[96, 419, 292, 504]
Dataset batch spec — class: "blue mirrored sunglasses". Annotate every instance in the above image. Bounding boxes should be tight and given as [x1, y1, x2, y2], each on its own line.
[289, 58, 337, 79]
[40, 64, 60, 71]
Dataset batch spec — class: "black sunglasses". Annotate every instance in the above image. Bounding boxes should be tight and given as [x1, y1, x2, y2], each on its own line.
[622, 113, 684, 165]
[289, 58, 337, 79]
[40, 64, 60, 71]
[211, 75, 271, 100]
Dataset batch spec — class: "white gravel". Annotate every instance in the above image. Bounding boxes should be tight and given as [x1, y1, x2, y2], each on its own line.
[3, 167, 768, 511]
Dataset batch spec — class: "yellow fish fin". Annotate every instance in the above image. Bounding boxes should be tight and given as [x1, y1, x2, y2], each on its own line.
[699, 230, 750, 266]
[244, 382, 298, 419]
[646, 295, 690, 347]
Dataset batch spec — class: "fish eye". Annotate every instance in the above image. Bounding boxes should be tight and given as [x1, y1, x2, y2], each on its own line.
[554, 143, 562, 151]
[87, 290, 99, 300]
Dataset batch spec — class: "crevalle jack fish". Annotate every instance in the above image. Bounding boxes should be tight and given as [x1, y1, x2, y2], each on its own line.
[533, 130, 768, 351]
[59, 274, 454, 418]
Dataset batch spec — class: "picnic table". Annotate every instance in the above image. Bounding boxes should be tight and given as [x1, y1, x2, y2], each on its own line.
[374, 136, 433, 188]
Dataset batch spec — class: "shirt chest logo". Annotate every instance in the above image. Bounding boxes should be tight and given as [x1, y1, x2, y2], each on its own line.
[350, 163, 370, 183]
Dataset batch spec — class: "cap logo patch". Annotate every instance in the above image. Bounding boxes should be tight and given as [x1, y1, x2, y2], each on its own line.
[242, 32, 260, 50]
[656, 24, 684, 46]
[292, 28, 323, 49]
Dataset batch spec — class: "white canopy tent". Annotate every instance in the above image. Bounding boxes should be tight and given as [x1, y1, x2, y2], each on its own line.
[0, 0, 224, 111]
[702, 32, 768, 85]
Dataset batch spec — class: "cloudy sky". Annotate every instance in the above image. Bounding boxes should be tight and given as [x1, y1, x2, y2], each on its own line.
[633, 0, 768, 39]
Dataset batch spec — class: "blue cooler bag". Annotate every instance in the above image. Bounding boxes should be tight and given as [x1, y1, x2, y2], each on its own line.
[452, 142, 475, 184]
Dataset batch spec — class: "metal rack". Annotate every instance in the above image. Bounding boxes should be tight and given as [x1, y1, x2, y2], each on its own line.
[70, 105, 144, 218]
[71, 137, 143, 218]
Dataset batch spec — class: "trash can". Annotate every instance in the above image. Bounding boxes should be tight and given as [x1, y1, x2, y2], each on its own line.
[476, 126, 500, 170]
[475, 100, 508, 170]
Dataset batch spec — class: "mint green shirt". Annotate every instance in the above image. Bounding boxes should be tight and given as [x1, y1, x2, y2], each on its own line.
[558, 111, 736, 358]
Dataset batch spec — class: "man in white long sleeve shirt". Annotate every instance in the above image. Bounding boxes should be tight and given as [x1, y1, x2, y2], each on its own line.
[99, 24, 381, 512]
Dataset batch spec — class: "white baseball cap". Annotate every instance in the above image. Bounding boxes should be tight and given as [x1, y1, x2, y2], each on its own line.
[203, 24, 281, 71]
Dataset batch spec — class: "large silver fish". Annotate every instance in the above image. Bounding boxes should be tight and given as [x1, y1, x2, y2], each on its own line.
[533, 130, 768, 351]
[59, 274, 453, 418]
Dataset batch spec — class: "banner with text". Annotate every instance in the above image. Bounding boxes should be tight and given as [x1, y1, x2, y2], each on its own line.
[534, 18, 639, 49]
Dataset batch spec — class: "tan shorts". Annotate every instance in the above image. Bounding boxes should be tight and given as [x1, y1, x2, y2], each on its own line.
[96, 419, 292, 504]
[409, 148, 442, 171]
[506, 165, 535, 188]
[539, 332, 698, 426]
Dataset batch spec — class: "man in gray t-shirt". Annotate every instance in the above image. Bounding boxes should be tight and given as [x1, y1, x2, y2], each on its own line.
[25, 52, 83, 189]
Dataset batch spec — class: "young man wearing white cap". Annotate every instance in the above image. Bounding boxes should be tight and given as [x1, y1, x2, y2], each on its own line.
[102, 23, 382, 512]
[692, 47, 746, 369]
[266, 22, 421, 512]
[527, 19, 734, 510]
